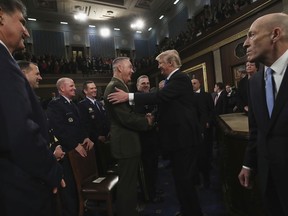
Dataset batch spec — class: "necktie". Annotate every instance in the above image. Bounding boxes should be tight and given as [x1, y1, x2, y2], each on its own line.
[94, 100, 101, 111]
[265, 68, 274, 117]
[214, 94, 218, 106]
[164, 79, 169, 87]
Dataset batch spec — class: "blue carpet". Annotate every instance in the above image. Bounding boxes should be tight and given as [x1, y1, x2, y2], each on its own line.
[86, 157, 228, 216]
[138, 159, 228, 216]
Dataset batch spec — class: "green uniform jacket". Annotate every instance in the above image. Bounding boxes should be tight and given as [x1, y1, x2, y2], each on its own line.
[104, 77, 149, 159]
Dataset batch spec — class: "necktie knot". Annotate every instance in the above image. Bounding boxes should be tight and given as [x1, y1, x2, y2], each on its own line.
[266, 67, 273, 76]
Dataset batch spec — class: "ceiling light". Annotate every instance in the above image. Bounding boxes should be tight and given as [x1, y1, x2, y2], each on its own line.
[159, 15, 164, 20]
[100, 28, 110, 37]
[136, 20, 144, 29]
[131, 19, 145, 30]
[148, 27, 152, 31]
[74, 12, 87, 21]
[114, 28, 120, 31]
[136, 31, 142, 34]
[173, 0, 179, 4]
[60, 22, 68, 25]
[28, 18, 36, 21]
[89, 25, 95, 28]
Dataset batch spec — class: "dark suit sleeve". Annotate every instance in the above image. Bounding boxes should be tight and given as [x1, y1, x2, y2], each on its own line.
[0, 52, 62, 188]
[243, 80, 257, 169]
[134, 73, 190, 105]
[236, 76, 248, 111]
[195, 93, 209, 133]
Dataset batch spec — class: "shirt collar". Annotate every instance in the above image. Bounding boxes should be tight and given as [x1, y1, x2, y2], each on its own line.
[166, 68, 179, 80]
[268, 49, 288, 75]
[61, 95, 72, 103]
[0, 40, 13, 57]
[86, 96, 95, 104]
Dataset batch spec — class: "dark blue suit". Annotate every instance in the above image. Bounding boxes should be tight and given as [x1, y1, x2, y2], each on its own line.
[47, 95, 88, 216]
[243, 67, 288, 215]
[78, 97, 110, 174]
[47, 96, 87, 152]
[0, 43, 62, 216]
[134, 70, 204, 216]
[78, 97, 109, 144]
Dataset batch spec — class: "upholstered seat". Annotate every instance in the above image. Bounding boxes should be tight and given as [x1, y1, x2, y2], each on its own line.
[68, 147, 118, 216]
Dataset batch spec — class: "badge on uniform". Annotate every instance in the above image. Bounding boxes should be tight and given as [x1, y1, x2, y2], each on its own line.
[89, 107, 94, 113]
[68, 117, 74, 122]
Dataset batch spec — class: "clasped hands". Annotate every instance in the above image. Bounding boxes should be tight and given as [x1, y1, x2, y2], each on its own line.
[75, 138, 94, 157]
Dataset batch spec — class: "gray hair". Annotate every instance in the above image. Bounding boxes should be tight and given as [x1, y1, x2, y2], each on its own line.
[155, 49, 182, 68]
[0, 0, 27, 16]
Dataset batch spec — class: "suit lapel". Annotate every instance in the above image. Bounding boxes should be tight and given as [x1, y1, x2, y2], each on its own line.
[269, 66, 288, 129]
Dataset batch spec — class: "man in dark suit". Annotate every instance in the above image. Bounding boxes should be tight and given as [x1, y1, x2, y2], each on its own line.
[238, 13, 288, 216]
[78, 80, 110, 175]
[236, 61, 259, 112]
[135, 75, 161, 203]
[17, 60, 65, 161]
[108, 50, 204, 216]
[47, 77, 94, 216]
[0, 1, 64, 216]
[104, 57, 153, 216]
[213, 82, 227, 115]
[192, 78, 215, 188]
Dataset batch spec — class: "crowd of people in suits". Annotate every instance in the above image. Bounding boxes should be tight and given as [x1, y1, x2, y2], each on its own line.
[1, 1, 288, 216]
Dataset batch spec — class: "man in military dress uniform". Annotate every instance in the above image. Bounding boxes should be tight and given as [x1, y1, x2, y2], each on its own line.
[47, 77, 94, 216]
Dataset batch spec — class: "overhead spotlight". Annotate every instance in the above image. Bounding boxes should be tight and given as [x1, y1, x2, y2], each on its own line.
[60, 21, 68, 25]
[173, 0, 179, 4]
[114, 28, 120, 31]
[148, 27, 152, 31]
[89, 25, 95, 28]
[28, 18, 37, 21]
[100, 28, 110, 37]
[131, 19, 144, 30]
[74, 12, 87, 21]
[159, 15, 164, 20]
[136, 31, 142, 34]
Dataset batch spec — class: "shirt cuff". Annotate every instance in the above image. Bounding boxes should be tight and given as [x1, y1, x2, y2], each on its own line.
[242, 165, 252, 170]
[128, 93, 134, 105]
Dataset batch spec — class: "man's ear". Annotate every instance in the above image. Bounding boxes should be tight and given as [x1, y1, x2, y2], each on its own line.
[271, 27, 281, 42]
[117, 64, 122, 73]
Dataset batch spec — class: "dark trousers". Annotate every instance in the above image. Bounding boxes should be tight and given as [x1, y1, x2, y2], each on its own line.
[263, 172, 288, 216]
[59, 156, 78, 216]
[0, 160, 54, 216]
[171, 148, 203, 216]
[198, 127, 213, 187]
[139, 149, 158, 201]
[116, 156, 140, 216]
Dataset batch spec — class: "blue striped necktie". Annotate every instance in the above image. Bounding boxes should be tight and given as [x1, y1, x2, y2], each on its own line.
[265, 68, 274, 117]
[164, 79, 169, 86]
